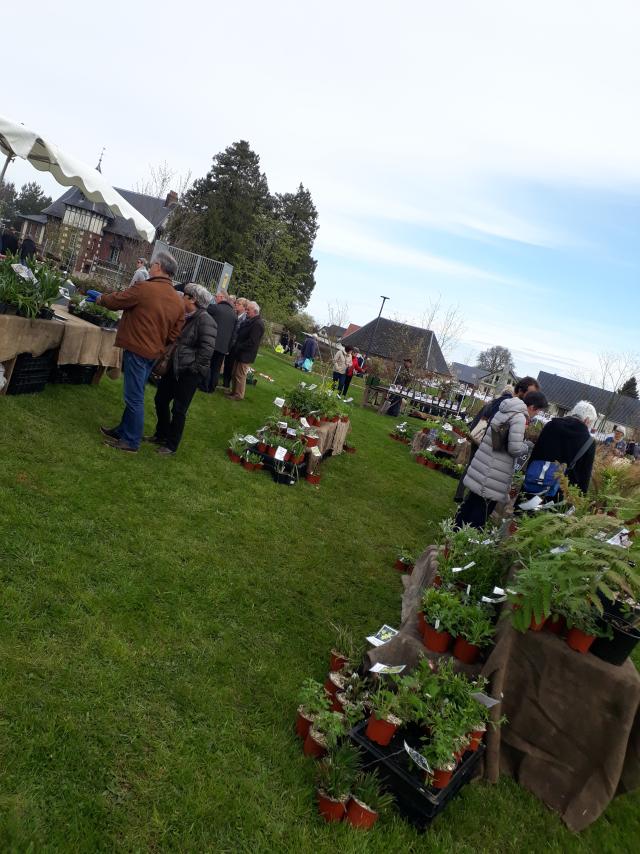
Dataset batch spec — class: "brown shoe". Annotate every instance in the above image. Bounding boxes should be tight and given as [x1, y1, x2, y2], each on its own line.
[104, 438, 138, 453]
[227, 394, 243, 401]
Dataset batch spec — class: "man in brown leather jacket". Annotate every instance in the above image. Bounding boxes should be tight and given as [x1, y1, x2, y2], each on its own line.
[96, 251, 185, 452]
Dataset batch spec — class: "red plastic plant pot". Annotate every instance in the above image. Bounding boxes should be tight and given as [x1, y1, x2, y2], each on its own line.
[365, 713, 398, 746]
[429, 767, 454, 789]
[468, 727, 486, 751]
[330, 651, 348, 672]
[267, 446, 277, 457]
[295, 707, 314, 739]
[306, 473, 321, 484]
[305, 436, 319, 447]
[303, 729, 327, 758]
[425, 460, 437, 470]
[566, 627, 595, 654]
[432, 574, 442, 588]
[423, 624, 453, 654]
[340, 415, 349, 423]
[345, 797, 379, 830]
[453, 636, 481, 664]
[417, 611, 427, 636]
[227, 449, 241, 463]
[291, 454, 305, 465]
[241, 460, 255, 471]
[330, 693, 344, 713]
[317, 790, 346, 823]
[394, 559, 410, 572]
[257, 442, 267, 453]
[545, 615, 566, 635]
[330, 416, 339, 423]
[529, 615, 547, 632]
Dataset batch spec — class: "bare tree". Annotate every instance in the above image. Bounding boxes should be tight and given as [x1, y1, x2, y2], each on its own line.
[324, 299, 350, 358]
[134, 161, 192, 199]
[419, 294, 466, 358]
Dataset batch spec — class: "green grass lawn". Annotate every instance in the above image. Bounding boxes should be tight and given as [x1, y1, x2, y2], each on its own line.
[0, 350, 638, 852]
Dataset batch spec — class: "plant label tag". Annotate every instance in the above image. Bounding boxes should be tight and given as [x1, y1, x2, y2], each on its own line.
[481, 539, 493, 545]
[345, 397, 354, 403]
[451, 567, 464, 573]
[481, 596, 494, 603]
[308, 384, 317, 390]
[366, 624, 398, 647]
[277, 421, 288, 429]
[471, 692, 500, 709]
[519, 495, 543, 511]
[300, 381, 307, 387]
[550, 545, 570, 554]
[11, 263, 37, 282]
[286, 428, 297, 437]
[493, 587, 506, 596]
[463, 561, 476, 570]
[244, 435, 259, 445]
[434, 618, 440, 630]
[311, 445, 322, 458]
[403, 741, 431, 773]
[300, 417, 310, 428]
[275, 446, 287, 461]
[274, 397, 285, 408]
[466, 584, 471, 596]
[370, 662, 406, 674]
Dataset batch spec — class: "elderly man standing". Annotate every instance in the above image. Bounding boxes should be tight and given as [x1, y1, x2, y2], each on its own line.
[226, 301, 265, 400]
[96, 251, 185, 453]
[222, 296, 248, 389]
[130, 257, 149, 286]
[204, 291, 237, 393]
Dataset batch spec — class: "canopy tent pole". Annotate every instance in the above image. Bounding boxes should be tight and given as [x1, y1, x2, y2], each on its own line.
[0, 153, 12, 184]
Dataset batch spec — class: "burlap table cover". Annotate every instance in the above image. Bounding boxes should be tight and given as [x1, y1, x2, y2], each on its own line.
[364, 545, 640, 831]
[315, 418, 351, 456]
[0, 306, 121, 370]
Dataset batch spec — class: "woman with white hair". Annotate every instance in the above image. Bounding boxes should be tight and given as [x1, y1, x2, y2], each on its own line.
[523, 400, 597, 496]
[148, 283, 217, 455]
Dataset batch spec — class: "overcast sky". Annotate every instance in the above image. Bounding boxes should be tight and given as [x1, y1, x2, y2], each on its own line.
[4, 0, 640, 380]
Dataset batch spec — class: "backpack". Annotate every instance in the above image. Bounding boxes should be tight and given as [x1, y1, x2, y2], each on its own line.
[523, 437, 594, 497]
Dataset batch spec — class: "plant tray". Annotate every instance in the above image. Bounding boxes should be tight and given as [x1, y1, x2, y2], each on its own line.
[7, 348, 59, 395]
[50, 364, 98, 385]
[348, 720, 484, 830]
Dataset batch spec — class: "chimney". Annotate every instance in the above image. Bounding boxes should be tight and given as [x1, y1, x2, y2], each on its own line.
[165, 190, 178, 207]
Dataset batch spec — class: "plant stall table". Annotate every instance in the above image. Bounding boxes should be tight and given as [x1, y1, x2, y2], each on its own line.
[363, 546, 640, 832]
[0, 304, 121, 395]
[314, 418, 351, 456]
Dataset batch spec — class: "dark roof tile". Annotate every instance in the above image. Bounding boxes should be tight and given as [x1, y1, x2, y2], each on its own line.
[342, 316, 449, 374]
[537, 370, 640, 428]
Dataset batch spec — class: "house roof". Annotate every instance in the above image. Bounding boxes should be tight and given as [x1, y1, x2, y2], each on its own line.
[42, 186, 174, 242]
[20, 213, 48, 224]
[343, 322, 361, 337]
[450, 362, 490, 386]
[537, 370, 640, 428]
[342, 316, 449, 375]
[321, 324, 347, 339]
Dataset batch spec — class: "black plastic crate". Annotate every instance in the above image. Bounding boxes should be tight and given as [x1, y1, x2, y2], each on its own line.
[50, 364, 98, 385]
[349, 719, 484, 830]
[7, 348, 58, 395]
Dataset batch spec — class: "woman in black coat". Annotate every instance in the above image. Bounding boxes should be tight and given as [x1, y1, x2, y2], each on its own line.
[149, 283, 217, 455]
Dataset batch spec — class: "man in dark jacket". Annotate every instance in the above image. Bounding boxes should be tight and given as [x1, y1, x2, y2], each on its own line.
[226, 301, 265, 400]
[204, 291, 237, 392]
[525, 400, 596, 495]
[20, 235, 37, 263]
[97, 251, 185, 452]
[1, 228, 18, 255]
[149, 284, 216, 455]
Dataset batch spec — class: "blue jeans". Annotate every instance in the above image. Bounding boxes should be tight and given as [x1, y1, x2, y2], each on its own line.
[116, 350, 156, 449]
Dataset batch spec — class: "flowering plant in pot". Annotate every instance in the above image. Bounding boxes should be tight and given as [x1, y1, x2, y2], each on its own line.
[365, 685, 404, 746]
[394, 547, 415, 573]
[345, 769, 393, 829]
[315, 744, 360, 822]
[304, 711, 347, 759]
[227, 433, 246, 463]
[420, 587, 461, 652]
[296, 678, 331, 739]
[452, 604, 495, 664]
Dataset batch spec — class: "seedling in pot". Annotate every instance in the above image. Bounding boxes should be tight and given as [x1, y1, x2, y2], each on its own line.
[315, 743, 361, 822]
[345, 769, 394, 829]
[296, 678, 331, 739]
[329, 622, 362, 672]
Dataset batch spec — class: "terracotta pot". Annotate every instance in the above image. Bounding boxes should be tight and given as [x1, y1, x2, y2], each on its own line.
[417, 610, 427, 635]
[345, 797, 378, 829]
[284, 451, 292, 462]
[330, 416, 339, 423]
[394, 558, 412, 572]
[257, 442, 267, 453]
[303, 729, 327, 758]
[425, 460, 437, 470]
[345, 445, 356, 454]
[423, 623, 452, 653]
[291, 453, 305, 465]
[453, 748, 464, 764]
[468, 727, 485, 752]
[267, 446, 277, 457]
[529, 615, 547, 632]
[365, 713, 398, 746]
[453, 636, 481, 664]
[330, 692, 344, 713]
[305, 436, 318, 447]
[227, 449, 241, 463]
[306, 473, 322, 484]
[330, 651, 349, 672]
[545, 615, 566, 635]
[566, 627, 595, 654]
[433, 574, 442, 588]
[320, 416, 329, 423]
[429, 767, 454, 789]
[241, 460, 255, 470]
[340, 416, 349, 423]
[317, 790, 346, 823]
[295, 708, 314, 739]
[282, 407, 290, 416]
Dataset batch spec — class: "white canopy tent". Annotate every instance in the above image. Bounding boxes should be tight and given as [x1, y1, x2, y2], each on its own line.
[0, 114, 155, 242]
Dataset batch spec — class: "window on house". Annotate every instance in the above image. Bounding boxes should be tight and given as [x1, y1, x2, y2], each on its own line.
[109, 244, 120, 263]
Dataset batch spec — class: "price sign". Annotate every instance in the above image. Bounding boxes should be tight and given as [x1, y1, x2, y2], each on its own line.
[274, 446, 287, 461]
[274, 397, 285, 408]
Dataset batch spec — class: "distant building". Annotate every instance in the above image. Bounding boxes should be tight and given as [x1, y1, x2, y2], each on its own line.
[343, 322, 361, 338]
[478, 366, 519, 398]
[20, 187, 179, 276]
[319, 323, 347, 341]
[450, 362, 490, 388]
[537, 370, 640, 433]
[342, 316, 449, 375]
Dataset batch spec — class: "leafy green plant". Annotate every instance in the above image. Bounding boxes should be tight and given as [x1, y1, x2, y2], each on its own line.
[312, 711, 348, 750]
[329, 622, 361, 663]
[396, 547, 415, 565]
[368, 685, 404, 723]
[298, 678, 331, 717]
[228, 433, 247, 455]
[315, 743, 360, 800]
[421, 587, 463, 635]
[246, 452, 263, 465]
[456, 604, 495, 647]
[351, 770, 394, 813]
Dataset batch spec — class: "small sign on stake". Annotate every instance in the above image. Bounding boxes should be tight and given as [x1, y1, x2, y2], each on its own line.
[286, 428, 297, 437]
[403, 741, 431, 773]
[311, 445, 322, 458]
[300, 417, 310, 428]
[274, 446, 287, 461]
[274, 397, 285, 408]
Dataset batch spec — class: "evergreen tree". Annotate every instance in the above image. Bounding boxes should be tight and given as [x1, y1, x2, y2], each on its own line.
[617, 376, 638, 398]
[16, 182, 52, 219]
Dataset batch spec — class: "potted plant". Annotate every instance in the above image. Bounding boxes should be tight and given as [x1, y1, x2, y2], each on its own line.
[435, 428, 457, 453]
[227, 434, 246, 463]
[345, 770, 393, 829]
[329, 623, 361, 672]
[562, 601, 609, 654]
[420, 450, 440, 470]
[242, 451, 264, 471]
[394, 548, 415, 573]
[304, 711, 347, 759]
[296, 678, 331, 739]
[289, 438, 306, 465]
[365, 686, 404, 746]
[421, 587, 460, 652]
[315, 744, 360, 823]
[420, 730, 457, 789]
[452, 604, 495, 665]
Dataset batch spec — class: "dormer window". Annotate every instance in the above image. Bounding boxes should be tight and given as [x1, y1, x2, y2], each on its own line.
[63, 205, 107, 234]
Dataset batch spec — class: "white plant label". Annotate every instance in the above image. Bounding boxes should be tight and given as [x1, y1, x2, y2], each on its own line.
[244, 435, 259, 445]
[493, 587, 506, 596]
[311, 445, 322, 458]
[274, 446, 287, 461]
[286, 428, 297, 437]
[404, 741, 431, 773]
[550, 545, 570, 555]
[308, 384, 317, 391]
[370, 662, 406, 674]
[466, 584, 471, 596]
[366, 624, 398, 647]
[519, 495, 543, 511]
[345, 397, 354, 403]
[464, 561, 476, 569]
[434, 618, 440, 630]
[274, 397, 285, 408]
[300, 417, 310, 428]
[471, 692, 500, 709]
[300, 381, 307, 387]
[277, 421, 288, 429]
[451, 567, 464, 574]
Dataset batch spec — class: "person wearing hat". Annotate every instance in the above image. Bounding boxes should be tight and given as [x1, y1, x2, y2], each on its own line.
[604, 425, 627, 457]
